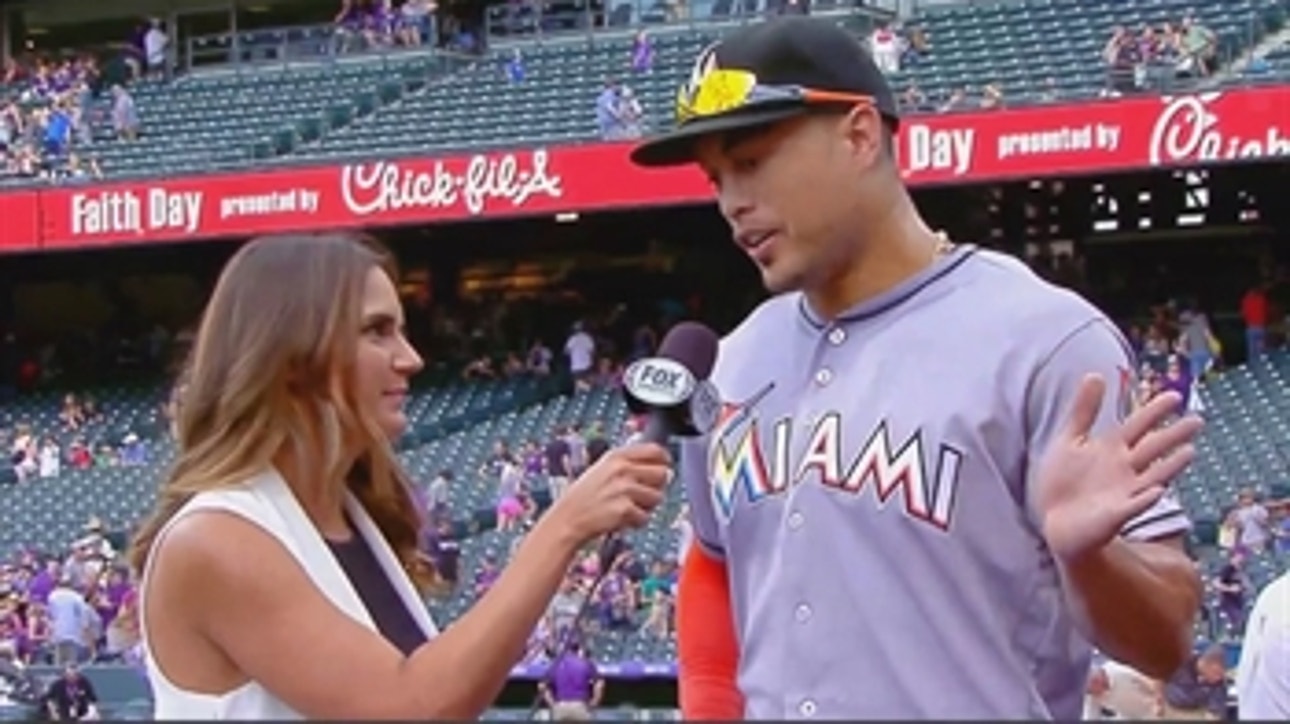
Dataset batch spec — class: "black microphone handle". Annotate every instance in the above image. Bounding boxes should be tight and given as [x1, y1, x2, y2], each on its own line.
[639, 407, 674, 446]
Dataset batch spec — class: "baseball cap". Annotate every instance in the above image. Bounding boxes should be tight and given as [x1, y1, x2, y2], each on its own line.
[630, 16, 901, 168]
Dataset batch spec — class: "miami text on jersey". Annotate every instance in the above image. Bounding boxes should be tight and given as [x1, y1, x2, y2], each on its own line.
[708, 407, 965, 531]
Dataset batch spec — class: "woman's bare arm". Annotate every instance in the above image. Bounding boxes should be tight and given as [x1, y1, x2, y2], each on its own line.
[151, 509, 581, 719]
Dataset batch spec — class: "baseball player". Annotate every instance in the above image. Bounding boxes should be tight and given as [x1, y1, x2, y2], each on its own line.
[1236, 569, 1290, 719]
[629, 17, 1205, 719]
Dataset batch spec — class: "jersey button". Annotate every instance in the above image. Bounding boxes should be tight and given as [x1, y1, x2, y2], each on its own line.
[828, 327, 846, 345]
[787, 511, 804, 529]
[799, 699, 817, 717]
[814, 368, 832, 386]
[794, 603, 812, 623]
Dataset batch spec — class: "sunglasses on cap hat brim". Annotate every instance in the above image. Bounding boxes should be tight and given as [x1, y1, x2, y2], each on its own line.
[631, 68, 877, 167]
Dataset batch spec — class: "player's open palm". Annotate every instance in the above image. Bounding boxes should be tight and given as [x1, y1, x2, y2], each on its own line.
[1035, 374, 1204, 563]
[547, 443, 674, 543]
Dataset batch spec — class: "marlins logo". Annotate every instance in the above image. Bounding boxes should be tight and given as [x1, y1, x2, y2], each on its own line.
[705, 383, 966, 532]
[677, 42, 720, 120]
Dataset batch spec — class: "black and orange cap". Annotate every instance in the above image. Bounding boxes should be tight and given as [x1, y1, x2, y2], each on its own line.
[630, 16, 901, 168]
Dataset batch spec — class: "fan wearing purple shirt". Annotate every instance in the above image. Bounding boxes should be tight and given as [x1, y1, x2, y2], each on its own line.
[630, 17, 1205, 719]
[538, 640, 603, 721]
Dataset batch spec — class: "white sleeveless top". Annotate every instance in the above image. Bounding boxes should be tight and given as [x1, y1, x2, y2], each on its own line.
[139, 468, 441, 719]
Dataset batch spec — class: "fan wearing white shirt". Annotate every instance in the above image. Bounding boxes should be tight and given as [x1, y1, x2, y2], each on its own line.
[564, 323, 596, 387]
[1237, 571, 1290, 719]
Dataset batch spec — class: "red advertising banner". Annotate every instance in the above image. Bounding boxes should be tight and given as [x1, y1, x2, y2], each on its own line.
[1, 85, 1285, 252]
[0, 190, 39, 252]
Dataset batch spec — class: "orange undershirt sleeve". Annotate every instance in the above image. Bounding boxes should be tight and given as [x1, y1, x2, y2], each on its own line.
[677, 544, 744, 720]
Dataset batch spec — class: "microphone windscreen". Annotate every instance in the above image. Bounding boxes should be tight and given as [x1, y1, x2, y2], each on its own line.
[657, 321, 720, 382]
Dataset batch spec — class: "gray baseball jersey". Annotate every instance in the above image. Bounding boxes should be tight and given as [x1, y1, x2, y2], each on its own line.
[678, 245, 1191, 720]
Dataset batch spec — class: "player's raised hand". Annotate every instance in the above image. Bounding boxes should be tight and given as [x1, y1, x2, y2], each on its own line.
[1034, 373, 1205, 563]
[544, 443, 674, 543]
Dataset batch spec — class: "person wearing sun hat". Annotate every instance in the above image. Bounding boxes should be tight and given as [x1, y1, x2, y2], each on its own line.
[640, 15, 1202, 721]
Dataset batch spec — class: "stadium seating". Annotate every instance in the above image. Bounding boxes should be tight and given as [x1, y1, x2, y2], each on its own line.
[2, 0, 1285, 183]
[4, 345, 1290, 716]
[295, 0, 1289, 161]
[0, 374, 556, 553]
[75, 50, 459, 179]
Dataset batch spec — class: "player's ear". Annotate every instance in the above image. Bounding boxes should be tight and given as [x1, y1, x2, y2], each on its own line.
[838, 104, 886, 170]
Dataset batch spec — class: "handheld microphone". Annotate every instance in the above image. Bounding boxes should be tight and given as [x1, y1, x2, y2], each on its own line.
[530, 322, 721, 716]
[622, 321, 723, 444]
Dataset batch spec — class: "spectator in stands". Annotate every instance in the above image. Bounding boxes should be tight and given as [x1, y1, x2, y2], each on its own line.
[938, 86, 966, 113]
[501, 352, 524, 377]
[1083, 657, 1162, 719]
[630, 31, 654, 74]
[869, 22, 901, 75]
[67, 439, 91, 471]
[1103, 25, 1143, 95]
[1213, 549, 1249, 637]
[903, 24, 930, 66]
[1230, 489, 1271, 553]
[495, 453, 531, 532]
[503, 49, 526, 84]
[38, 437, 60, 479]
[118, 432, 147, 466]
[369, 0, 400, 46]
[1160, 355, 1192, 409]
[583, 424, 610, 467]
[143, 18, 169, 78]
[10, 432, 36, 484]
[1242, 281, 1270, 360]
[430, 520, 459, 587]
[58, 153, 102, 184]
[564, 322, 595, 388]
[979, 82, 1004, 109]
[538, 640, 603, 721]
[1179, 13, 1217, 77]
[425, 469, 452, 524]
[334, 0, 369, 52]
[1156, 644, 1229, 719]
[563, 426, 588, 477]
[898, 85, 927, 113]
[1178, 304, 1217, 381]
[1155, 22, 1184, 71]
[671, 503, 692, 562]
[544, 428, 573, 500]
[547, 578, 584, 641]
[26, 603, 53, 663]
[462, 353, 496, 380]
[102, 592, 140, 662]
[41, 103, 73, 164]
[590, 357, 621, 389]
[42, 663, 100, 721]
[28, 561, 59, 606]
[0, 98, 20, 150]
[593, 556, 635, 632]
[398, 0, 436, 47]
[593, 80, 642, 141]
[616, 87, 644, 140]
[523, 614, 554, 664]
[110, 84, 139, 142]
[46, 576, 96, 666]
[472, 555, 500, 598]
[639, 560, 674, 638]
[526, 339, 553, 375]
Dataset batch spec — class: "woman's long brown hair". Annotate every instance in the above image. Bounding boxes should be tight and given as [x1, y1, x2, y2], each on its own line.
[128, 233, 437, 593]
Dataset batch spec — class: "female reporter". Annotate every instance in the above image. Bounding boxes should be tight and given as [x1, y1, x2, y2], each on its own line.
[129, 233, 672, 720]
